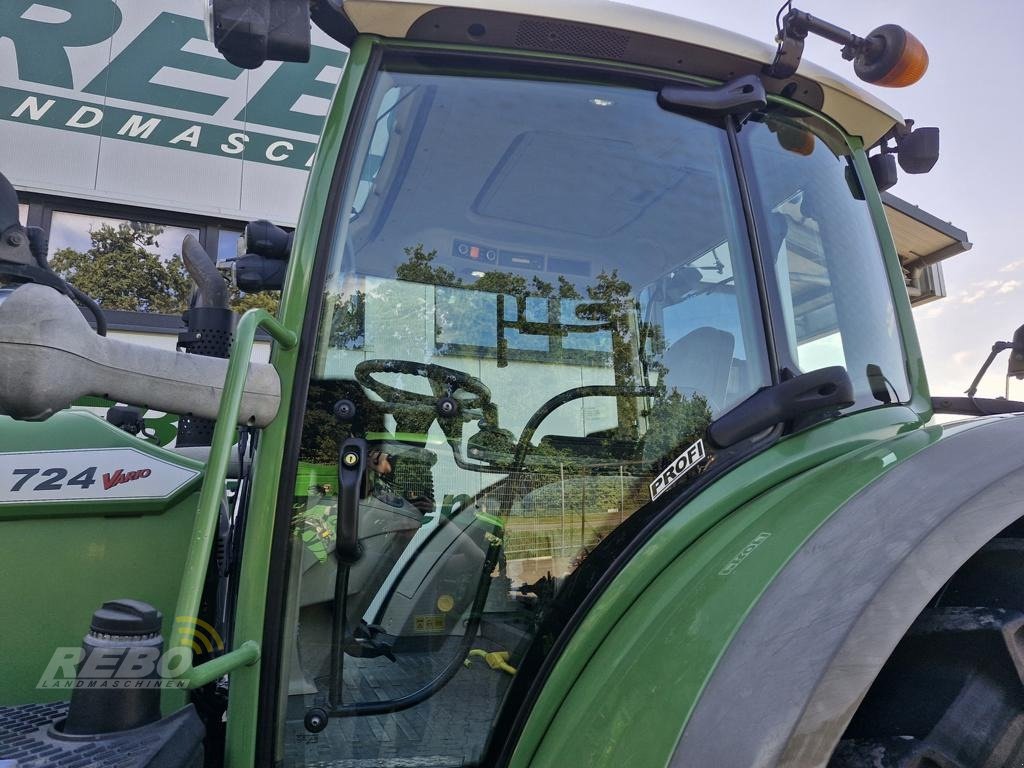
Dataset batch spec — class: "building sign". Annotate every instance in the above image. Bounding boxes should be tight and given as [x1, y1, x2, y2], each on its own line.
[0, 0, 348, 224]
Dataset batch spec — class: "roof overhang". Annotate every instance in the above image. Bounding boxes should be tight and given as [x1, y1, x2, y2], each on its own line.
[883, 193, 972, 306]
[312, 0, 904, 146]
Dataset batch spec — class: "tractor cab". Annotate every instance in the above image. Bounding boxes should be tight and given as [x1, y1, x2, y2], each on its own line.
[0, 1, 963, 767]
[266, 10, 930, 763]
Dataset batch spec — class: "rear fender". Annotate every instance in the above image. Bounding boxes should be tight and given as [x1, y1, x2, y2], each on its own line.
[522, 414, 1024, 768]
[673, 414, 1024, 767]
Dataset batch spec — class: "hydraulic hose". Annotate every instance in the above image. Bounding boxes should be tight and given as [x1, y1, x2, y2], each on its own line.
[66, 282, 107, 336]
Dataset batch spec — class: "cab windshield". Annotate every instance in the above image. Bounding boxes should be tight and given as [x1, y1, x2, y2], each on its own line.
[278, 52, 907, 767]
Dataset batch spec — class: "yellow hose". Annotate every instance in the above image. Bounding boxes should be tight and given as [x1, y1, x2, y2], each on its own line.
[465, 648, 517, 675]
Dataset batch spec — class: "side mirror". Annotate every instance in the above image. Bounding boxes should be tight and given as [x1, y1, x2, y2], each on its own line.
[1007, 325, 1024, 380]
[897, 126, 940, 174]
[245, 219, 293, 259]
[221, 219, 293, 292]
[207, 0, 310, 69]
[869, 153, 899, 192]
[0, 167, 20, 231]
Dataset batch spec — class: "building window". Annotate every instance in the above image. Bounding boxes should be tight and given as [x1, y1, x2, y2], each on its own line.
[47, 210, 200, 314]
[217, 229, 243, 262]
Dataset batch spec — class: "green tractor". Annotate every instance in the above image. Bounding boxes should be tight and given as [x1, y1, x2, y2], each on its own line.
[0, 2, 1016, 766]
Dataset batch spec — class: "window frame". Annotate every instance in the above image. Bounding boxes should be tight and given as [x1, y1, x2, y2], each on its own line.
[12, 190, 254, 334]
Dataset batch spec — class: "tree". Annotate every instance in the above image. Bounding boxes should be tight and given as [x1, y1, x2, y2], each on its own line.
[230, 289, 280, 314]
[49, 223, 279, 315]
[50, 223, 192, 313]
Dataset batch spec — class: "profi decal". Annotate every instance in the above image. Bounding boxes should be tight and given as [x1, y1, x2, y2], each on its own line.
[650, 439, 706, 501]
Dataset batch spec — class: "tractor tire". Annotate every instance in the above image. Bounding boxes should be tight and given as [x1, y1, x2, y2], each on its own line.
[830, 538, 1024, 768]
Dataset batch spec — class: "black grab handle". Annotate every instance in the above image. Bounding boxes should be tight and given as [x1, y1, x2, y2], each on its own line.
[336, 437, 366, 564]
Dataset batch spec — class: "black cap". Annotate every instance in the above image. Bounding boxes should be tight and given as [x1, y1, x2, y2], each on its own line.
[89, 599, 163, 636]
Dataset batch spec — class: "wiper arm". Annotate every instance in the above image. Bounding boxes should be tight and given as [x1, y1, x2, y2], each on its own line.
[658, 74, 767, 118]
[708, 366, 854, 447]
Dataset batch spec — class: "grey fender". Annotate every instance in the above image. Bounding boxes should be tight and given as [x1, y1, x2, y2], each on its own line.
[671, 414, 1024, 768]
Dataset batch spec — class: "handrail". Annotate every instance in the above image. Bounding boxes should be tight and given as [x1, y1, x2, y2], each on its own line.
[170, 309, 297, 688]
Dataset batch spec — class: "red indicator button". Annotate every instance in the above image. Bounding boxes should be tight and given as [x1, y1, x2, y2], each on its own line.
[469, 246, 480, 259]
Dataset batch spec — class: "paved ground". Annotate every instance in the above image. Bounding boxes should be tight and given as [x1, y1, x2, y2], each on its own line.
[283, 637, 513, 767]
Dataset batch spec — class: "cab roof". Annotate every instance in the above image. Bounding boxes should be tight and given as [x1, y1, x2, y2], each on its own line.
[317, 0, 905, 145]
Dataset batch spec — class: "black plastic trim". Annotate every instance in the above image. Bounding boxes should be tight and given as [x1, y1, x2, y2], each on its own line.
[932, 395, 1024, 416]
[709, 366, 854, 447]
[255, 44, 385, 768]
[310, 0, 357, 47]
[725, 115, 781, 386]
[402, 7, 825, 114]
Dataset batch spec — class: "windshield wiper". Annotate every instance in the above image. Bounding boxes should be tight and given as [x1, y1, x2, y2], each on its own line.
[708, 365, 854, 447]
[658, 74, 767, 118]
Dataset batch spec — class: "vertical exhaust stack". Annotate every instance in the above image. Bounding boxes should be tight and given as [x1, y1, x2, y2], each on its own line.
[176, 235, 237, 448]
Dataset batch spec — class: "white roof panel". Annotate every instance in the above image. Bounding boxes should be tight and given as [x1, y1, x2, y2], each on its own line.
[334, 0, 904, 144]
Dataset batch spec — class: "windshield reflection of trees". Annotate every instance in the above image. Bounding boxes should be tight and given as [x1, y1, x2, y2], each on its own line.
[304, 244, 713, 526]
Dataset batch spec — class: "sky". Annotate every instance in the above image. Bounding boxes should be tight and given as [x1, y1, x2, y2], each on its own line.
[622, 0, 1022, 398]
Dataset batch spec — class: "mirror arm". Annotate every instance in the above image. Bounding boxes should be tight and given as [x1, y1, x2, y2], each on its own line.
[965, 341, 1013, 400]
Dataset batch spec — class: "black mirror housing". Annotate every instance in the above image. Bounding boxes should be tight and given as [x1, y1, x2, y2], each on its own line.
[245, 219, 293, 260]
[898, 126, 939, 174]
[234, 253, 288, 292]
[869, 153, 899, 192]
[1008, 325, 1024, 379]
[211, 0, 310, 69]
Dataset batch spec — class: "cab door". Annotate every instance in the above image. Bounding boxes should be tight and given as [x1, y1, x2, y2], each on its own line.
[258, 46, 775, 767]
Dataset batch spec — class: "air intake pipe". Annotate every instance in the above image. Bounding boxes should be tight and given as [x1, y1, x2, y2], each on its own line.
[0, 283, 280, 426]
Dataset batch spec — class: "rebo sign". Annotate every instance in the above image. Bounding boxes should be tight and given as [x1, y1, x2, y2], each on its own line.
[0, 0, 349, 223]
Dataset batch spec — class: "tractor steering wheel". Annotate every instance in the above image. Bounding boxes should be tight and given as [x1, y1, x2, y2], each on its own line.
[354, 360, 492, 415]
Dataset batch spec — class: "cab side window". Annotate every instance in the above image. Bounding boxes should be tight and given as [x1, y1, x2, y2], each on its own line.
[741, 116, 911, 407]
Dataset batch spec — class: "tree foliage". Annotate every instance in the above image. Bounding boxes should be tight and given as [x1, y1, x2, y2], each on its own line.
[50, 223, 279, 315]
[50, 224, 192, 313]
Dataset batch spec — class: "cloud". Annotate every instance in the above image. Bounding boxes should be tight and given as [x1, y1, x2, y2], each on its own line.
[952, 279, 1020, 304]
[1001, 260, 1024, 273]
[998, 280, 1021, 294]
[960, 288, 988, 304]
[915, 303, 945, 320]
[952, 350, 975, 368]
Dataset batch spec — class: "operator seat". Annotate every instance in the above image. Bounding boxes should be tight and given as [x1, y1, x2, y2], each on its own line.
[661, 326, 735, 412]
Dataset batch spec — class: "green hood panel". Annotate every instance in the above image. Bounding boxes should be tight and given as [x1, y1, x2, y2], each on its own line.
[0, 411, 202, 520]
[0, 410, 202, 707]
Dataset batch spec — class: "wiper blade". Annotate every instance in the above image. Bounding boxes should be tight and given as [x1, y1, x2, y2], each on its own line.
[658, 74, 767, 118]
[708, 366, 854, 447]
